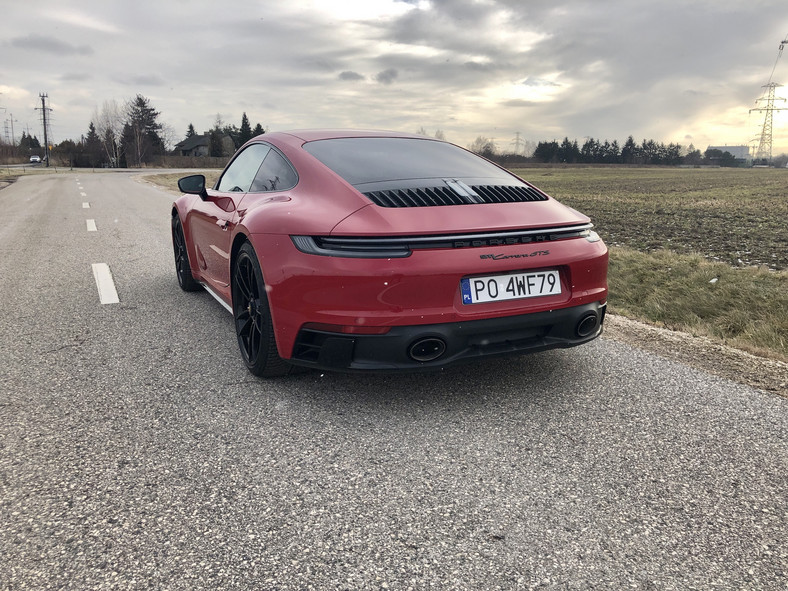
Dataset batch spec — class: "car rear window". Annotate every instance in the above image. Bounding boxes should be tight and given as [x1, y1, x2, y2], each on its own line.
[302, 137, 513, 186]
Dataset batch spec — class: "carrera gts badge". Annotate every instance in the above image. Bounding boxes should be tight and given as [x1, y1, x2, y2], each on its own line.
[480, 250, 550, 260]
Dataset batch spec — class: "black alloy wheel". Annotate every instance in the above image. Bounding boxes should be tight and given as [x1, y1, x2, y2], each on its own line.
[172, 215, 201, 291]
[232, 242, 291, 377]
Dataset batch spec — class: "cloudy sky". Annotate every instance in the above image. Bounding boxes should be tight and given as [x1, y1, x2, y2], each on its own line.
[2, 0, 787, 155]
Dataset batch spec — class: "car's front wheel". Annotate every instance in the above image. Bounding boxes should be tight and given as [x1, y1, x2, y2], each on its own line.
[232, 242, 292, 377]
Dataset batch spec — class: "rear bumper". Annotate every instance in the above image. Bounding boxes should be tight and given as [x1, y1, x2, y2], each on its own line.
[289, 301, 606, 372]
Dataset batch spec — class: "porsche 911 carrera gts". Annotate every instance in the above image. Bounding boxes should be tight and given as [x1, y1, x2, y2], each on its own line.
[172, 130, 608, 376]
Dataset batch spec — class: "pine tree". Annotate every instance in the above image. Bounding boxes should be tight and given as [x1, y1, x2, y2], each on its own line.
[239, 113, 253, 146]
[123, 94, 164, 166]
[85, 122, 103, 167]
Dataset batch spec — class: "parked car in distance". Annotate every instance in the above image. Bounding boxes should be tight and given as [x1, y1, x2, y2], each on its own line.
[29, 155, 41, 163]
[172, 129, 608, 377]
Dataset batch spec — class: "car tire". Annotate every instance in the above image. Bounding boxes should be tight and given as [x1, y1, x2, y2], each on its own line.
[172, 215, 201, 291]
[232, 242, 292, 377]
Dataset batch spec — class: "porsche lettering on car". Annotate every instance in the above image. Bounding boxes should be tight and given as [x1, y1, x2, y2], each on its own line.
[172, 130, 608, 376]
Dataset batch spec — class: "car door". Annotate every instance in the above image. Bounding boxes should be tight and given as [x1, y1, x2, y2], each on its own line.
[187, 143, 272, 289]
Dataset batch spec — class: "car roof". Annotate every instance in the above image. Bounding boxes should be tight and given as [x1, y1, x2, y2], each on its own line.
[274, 129, 428, 143]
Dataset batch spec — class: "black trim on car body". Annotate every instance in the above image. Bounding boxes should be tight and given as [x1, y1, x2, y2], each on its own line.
[290, 223, 595, 258]
[289, 301, 606, 372]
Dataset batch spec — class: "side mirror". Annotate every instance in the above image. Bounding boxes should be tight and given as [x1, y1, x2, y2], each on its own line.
[178, 174, 208, 199]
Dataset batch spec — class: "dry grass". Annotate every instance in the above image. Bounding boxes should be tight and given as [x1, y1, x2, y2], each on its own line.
[512, 167, 788, 269]
[144, 170, 221, 194]
[608, 246, 787, 360]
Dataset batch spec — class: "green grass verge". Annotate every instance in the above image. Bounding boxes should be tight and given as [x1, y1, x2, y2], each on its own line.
[608, 246, 787, 360]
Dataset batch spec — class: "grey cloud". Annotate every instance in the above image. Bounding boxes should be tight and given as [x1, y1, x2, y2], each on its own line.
[520, 77, 560, 88]
[465, 61, 495, 72]
[2, 0, 784, 152]
[375, 68, 399, 85]
[60, 72, 92, 82]
[126, 75, 166, 87]
[383, 6, 497, 56]
[304, 59, 337, 72]
[11, 34, 93, 56]
[501, 99, 540, 108]
[339, 71, 365, 81]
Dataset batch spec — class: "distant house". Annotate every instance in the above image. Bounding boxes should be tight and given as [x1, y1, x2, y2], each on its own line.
[175, 134, 211, 157]
[707, 145, 751, 160]
[174, 133, 236, 157]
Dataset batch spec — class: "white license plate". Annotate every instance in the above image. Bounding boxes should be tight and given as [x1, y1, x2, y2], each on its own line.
[461, 270, 561, 304]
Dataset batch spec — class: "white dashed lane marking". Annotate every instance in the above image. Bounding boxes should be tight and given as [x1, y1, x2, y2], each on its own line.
[91, 263, 120, 304]
[79, 181, 120, 304]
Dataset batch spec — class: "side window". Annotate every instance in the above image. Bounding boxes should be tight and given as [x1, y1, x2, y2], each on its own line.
[250, 149, 298, 192]
[217, 144, 271, 192]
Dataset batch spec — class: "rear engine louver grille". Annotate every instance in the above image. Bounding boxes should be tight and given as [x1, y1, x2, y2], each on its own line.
[473, 185, 548, 203]
[363, 185, 549, 207]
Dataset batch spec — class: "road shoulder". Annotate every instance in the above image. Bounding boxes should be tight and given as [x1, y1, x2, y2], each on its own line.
[604, 314, 788, 397]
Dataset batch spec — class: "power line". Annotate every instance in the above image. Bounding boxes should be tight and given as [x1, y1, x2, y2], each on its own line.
[766, 34, 788, 85]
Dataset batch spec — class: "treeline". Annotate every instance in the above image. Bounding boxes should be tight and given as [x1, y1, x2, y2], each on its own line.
[465, 134, 759, 167]
[45, 94, 167, 168]
[529, 136, 741, 167]
[0, 131, 43, 161]
[10, 93, 266, 168]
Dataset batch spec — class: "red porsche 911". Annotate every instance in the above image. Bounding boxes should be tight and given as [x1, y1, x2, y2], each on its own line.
[172, 130, 608, 376]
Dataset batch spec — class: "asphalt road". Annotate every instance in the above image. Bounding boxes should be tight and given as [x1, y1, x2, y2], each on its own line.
[1, 172, 786, 590]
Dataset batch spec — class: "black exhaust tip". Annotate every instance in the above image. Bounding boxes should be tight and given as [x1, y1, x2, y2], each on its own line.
[576, 313, 599, 338]
[408, 337, 447, 362]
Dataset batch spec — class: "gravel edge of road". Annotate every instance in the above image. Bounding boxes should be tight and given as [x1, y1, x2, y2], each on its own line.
[604, 314, 788, 397]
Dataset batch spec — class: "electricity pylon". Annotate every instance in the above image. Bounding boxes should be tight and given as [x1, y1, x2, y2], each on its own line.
[750, 36, 788, 163]
[751, 83, 786, 162]
[511, 131, 525, 155]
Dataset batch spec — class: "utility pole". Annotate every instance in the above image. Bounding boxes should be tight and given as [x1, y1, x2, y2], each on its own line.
[36, 93, 53, 167]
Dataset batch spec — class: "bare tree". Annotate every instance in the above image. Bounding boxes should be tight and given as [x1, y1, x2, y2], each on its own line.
[468, 136, 496, 156]
[92, 100, 123, 167]
[160, 123, 177, 153]
[416, 128, 447, 141]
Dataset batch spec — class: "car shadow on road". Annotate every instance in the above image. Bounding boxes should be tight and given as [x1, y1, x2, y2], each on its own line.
[274, 343, 600, 412]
